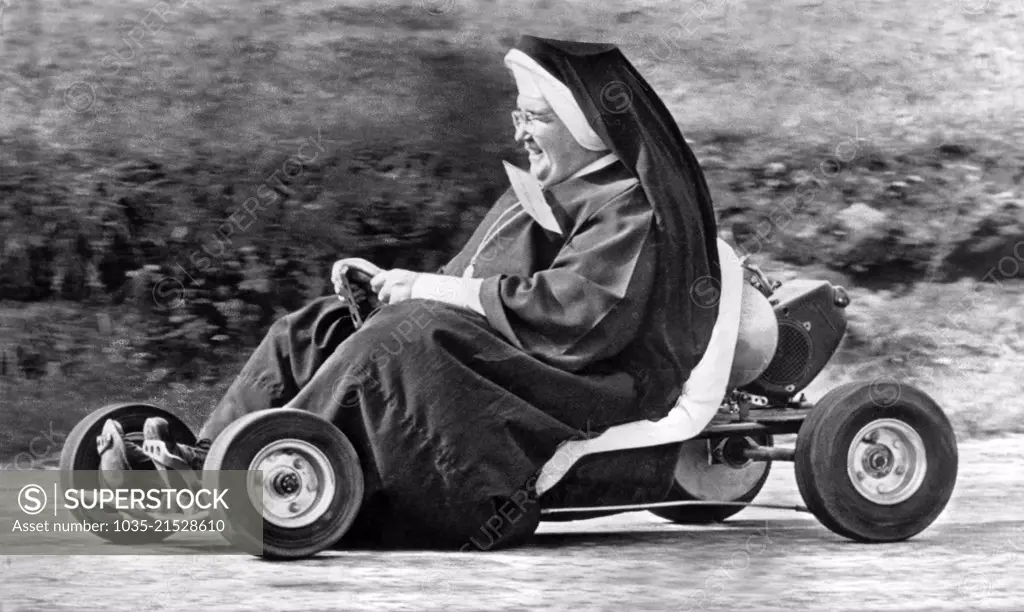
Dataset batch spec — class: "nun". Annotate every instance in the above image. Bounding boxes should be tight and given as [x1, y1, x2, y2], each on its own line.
[96, 35, 720, 549]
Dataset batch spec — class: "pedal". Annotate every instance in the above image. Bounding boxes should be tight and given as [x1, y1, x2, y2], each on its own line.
[141, 440, 202, 507]
[142, 440, 192, 471]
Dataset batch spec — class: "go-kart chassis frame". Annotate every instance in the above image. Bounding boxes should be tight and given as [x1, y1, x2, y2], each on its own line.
[538, 395, 815, 516]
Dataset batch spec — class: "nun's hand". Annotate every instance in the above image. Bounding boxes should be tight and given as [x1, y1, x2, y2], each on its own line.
[331, 257, 382, 303]
[370, 269, 420, 305]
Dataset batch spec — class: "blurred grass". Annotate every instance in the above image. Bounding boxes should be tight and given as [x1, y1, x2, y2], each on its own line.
[802, 278, 1024, 439]
[1, 0, 1023, 459]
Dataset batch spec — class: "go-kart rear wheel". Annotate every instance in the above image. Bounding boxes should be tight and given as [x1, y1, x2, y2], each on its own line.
[58, 402, 196, 544]
[202, 409, 365, 560]
[650, 434, 773, 524]
[794, 380, 958, 542]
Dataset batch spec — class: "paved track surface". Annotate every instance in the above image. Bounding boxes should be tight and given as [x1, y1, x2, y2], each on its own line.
[1, 435, 1022, 612]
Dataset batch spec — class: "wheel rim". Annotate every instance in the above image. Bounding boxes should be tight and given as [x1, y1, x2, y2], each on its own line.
[674, 437, 770, 501]
[247, 439, 336, 529]
[846, 418, 927, 505]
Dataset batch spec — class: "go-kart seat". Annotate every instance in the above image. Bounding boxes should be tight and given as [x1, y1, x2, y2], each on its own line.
[535, 238, 745, 496]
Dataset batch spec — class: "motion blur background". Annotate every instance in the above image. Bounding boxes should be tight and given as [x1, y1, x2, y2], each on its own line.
[1, 0, 1022, 462]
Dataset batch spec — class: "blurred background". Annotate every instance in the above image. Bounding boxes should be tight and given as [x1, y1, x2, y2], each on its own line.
[1, 0, 1022, 462]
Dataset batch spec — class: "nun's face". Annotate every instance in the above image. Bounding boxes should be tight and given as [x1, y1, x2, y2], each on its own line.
[514, 95, 604, 187]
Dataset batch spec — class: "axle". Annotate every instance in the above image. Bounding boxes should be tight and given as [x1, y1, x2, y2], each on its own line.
[742, 445, 795, 462]
[713, 437, 796, 465]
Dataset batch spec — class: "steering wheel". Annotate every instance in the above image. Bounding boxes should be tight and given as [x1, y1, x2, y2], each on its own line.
[339, 267, 381, 329]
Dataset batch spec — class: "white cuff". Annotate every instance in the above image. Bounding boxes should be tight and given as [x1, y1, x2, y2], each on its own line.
[411, 273, 485, 316]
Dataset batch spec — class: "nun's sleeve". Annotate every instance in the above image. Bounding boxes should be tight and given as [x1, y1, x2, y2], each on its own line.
[478, 184, 656, 372]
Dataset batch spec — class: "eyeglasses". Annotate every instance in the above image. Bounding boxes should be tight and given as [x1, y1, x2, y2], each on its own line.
[511, 109, 554, 131]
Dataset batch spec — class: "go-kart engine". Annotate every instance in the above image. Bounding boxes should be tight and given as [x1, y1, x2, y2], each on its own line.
[741, 279, 849, 399]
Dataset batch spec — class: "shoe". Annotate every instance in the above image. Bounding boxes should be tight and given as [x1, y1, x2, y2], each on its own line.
[140, 417, 210, 505]
[96, 420, 152, 487]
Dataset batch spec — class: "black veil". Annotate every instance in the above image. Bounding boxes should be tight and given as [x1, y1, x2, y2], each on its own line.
[513, 35, 720, 417]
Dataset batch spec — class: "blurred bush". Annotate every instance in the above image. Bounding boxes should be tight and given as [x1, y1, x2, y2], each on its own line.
[0, 9, 521, 383]
[1, 0, 1021, 390]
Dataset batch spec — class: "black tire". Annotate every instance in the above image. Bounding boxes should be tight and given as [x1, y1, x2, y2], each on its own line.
[795, 380, 958, 542]
[202, 409, 364, 560]
[58, 402, 195, 545]
[650, 434, 773, 524]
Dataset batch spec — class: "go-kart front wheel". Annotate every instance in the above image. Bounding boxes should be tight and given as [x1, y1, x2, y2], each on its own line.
[58, 402, 196, 545]
[795, 380, 958, 542]
[202, 409, 365, 559]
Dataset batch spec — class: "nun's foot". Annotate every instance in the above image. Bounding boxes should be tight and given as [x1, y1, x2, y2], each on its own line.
[140, 417, 207, 497]
[141, 417, 207, 472]
[96, 420, 151, 487]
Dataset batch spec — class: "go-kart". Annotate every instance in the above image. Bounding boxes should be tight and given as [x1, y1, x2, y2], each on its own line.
[58, 239, 959, 558]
